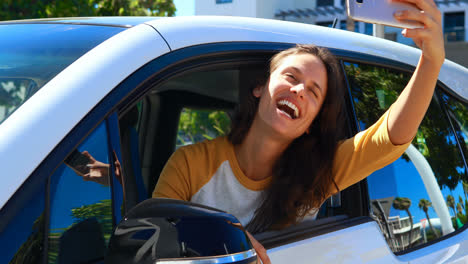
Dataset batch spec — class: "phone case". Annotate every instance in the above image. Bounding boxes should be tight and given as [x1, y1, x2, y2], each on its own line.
[64, 150, 91, 175]
[347, 0, 423, 29]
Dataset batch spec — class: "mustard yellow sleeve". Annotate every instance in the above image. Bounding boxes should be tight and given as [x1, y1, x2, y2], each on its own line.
[152, 148, 191, 201]
[330, 106, 412, 194]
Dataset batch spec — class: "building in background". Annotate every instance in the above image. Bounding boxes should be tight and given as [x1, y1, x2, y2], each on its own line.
[195, 0, 468, 67]
[371, 197, 426, 252]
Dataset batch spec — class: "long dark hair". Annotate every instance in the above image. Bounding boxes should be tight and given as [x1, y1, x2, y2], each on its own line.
[228, 44, 346, 233]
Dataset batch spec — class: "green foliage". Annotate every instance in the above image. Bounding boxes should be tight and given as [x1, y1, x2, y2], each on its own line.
[0, 0, 176, 21]
[447, 194, 456, 215]
[48, 200, 113, 264]
[393, 197, 411, 211]
[70, 199, 113, 236]
[463, 181, 468, 197]
[425, 228, 438, 241]
[0, 79, 38, 124]
[346, 63, 404, 124]
[177, 109, 231, 146]
[418, 198, 431, 213]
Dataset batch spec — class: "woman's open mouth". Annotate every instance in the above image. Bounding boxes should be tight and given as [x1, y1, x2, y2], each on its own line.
[277, 99, 299, 120]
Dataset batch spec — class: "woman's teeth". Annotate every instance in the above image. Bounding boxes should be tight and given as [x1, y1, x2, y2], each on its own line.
[277, 100, 299, 119]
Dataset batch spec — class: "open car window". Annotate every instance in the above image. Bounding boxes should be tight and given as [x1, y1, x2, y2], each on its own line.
[115, 51, 361, 250]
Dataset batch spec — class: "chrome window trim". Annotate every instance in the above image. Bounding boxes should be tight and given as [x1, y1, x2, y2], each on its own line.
[156, 249, 256, 264]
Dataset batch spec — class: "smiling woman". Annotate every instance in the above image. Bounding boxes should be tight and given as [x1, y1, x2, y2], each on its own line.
[236, 45, 345, 232]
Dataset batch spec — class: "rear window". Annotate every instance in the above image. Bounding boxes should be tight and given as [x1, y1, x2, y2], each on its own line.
[0, 23, 125, 124]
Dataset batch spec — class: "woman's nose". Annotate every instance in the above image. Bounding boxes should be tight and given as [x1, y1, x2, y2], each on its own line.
[290, 83, 305, 98]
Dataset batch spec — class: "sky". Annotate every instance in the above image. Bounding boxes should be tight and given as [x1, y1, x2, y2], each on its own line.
[174, 0, 195, 16]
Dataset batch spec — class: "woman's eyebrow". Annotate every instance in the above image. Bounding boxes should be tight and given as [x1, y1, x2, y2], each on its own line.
[289, 66, 323, 93]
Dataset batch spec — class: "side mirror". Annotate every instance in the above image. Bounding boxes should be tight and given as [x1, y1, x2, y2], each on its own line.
[106, 198, 257, 264]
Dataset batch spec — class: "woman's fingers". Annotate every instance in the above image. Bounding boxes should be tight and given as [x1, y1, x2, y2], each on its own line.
[392, 0, 441, 25]
[246, 232, 271, 264]
[392, 0, 444, 64]
[402, 28, 431, 40]
[394, 9, 436, 27]
[392, 0, 438, 14]
[82, 174, 91, 181]
[402, 29, 423, 46]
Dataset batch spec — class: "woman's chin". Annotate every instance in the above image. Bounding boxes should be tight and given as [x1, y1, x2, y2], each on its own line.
[270, 123, 306, 141]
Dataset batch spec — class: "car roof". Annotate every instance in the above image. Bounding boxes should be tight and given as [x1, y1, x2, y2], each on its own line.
[1, 16, 467, 210]
[147, 16, 468, 99]
[0, 16, 160, 28]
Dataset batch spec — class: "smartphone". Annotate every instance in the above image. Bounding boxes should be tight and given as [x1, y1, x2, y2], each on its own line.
[64, 149, 90, 176]
[347, 0, 423, 29]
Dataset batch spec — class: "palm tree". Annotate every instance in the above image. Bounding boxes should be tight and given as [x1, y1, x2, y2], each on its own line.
[447, 195, 457, 217]
[393, 197, 414, 249]
[418, 199, 439, 238]
[462, 181, 468, 201]
[458, 203, 464, 214]
[463, 181, 468, 214]
[459, 195, 465, 210]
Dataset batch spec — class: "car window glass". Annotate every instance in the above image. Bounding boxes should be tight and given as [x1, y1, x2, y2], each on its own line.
[177, 108, 231, 148]
[0, 182, 46, 263]
[345, 62, 467, 253]
[48, 122, 113, 263]
[0, 24, 125, 124]
[440, 92, 468, 164]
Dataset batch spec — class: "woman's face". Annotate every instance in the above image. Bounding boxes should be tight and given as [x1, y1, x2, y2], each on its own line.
[253, 53, 328, 140]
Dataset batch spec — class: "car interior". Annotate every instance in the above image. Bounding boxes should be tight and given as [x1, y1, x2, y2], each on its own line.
[117, 53, 366, 247]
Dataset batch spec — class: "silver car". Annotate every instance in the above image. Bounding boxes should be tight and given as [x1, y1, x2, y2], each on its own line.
[1, 16, 468, 263]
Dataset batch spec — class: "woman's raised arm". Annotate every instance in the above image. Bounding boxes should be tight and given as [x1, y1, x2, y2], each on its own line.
[387, 0, 445, 145]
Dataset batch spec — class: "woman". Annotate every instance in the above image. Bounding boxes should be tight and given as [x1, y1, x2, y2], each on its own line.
[154, 0, 444, 262]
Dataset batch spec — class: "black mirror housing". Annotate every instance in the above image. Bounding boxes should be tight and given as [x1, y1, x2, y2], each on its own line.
[106, 198, 256, 264]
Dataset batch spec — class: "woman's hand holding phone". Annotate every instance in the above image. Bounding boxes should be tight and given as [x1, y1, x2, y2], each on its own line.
[393, 0, 444, 65]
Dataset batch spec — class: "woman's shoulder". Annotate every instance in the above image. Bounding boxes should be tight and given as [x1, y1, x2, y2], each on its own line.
[175, 136, 231, 160]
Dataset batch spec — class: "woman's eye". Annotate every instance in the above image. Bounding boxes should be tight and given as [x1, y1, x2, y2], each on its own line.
[309, 87, 318, 98]
[285, 74, 296, 82]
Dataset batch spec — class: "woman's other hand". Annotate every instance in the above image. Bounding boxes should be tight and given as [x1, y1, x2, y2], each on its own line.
[82, 150, 110, 186]
[246, 231, 271, 264]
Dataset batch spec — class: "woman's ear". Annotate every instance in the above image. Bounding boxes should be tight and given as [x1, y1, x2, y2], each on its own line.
[253, 85, 263, 98]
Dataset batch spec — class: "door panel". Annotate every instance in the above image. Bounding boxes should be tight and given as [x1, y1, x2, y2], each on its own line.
[268, 221, 404, 263]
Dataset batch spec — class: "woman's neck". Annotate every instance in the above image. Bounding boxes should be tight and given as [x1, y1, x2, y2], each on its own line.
[234, 118, 292, 181]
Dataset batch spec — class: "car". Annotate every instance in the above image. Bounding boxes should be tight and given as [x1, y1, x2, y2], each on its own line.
[0, 15, 468, 264]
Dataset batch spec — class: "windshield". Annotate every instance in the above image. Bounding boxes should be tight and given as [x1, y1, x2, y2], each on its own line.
[0, 23, 125, 124]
